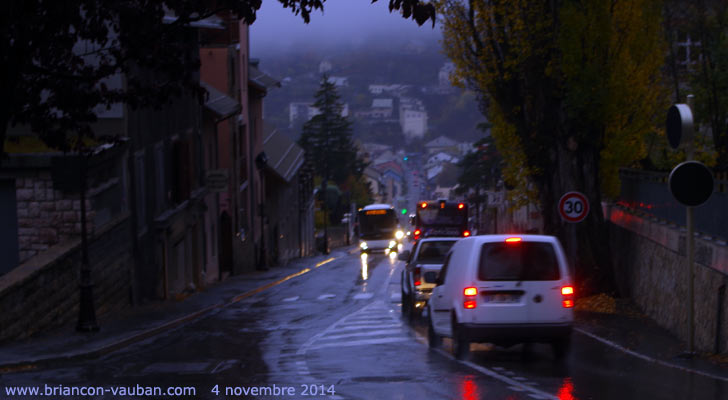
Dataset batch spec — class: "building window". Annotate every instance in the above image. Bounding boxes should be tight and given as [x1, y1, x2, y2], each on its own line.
[172, 139, 192, 204]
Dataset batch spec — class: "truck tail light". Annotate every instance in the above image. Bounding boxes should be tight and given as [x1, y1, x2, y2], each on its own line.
[463, 286, 477, 309]
[561, 285, 574, 308]
[463, 230, 471, 237]
[413, 266, 422, 286]
[414, 229, 421, 239]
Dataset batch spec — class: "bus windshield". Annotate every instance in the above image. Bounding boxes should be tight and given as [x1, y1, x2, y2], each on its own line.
[358, 209, 398, 240]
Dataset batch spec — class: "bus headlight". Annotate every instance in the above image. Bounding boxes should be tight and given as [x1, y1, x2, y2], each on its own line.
[395, 230, 404, 240]
[389, 240, 396, 248]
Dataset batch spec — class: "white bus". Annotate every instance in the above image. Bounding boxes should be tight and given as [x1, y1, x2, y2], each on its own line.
[357, 204, 404, 254]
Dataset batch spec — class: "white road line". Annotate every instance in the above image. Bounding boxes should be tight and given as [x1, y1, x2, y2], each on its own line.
[210, 360, 237, 374]
[575, 327, 728, 383]
[342, 317, 397, 324]
[282, 296, 299, 302]
[308, 337, 409, 350]
[332, 324, 403, 332]
[317, 294, 336, 300]
[318, 329, 403, 341]
[353, 293, 374, 300]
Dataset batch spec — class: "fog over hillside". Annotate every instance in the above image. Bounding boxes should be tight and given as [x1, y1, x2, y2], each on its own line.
[250, 0, 441, 57]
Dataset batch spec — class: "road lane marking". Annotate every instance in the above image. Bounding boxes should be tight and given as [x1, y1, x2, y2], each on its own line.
[353, 293, 374, 300]
[282, 296, 299, 302]
[329, 324, 403, 332]
[317, 294, 336, 300]
[230, 257, 336, 303]
[318, 329, 404, 341]
[210, 360, 238, 374]
[308, 337, 409, 350]
[390, 293, 402, 301]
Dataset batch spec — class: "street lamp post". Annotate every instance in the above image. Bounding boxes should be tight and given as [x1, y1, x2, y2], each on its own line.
[321, 178, 329, 255]
[255, 152, 269, 270]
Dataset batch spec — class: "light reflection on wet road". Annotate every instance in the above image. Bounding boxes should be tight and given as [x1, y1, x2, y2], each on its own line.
[1, 249, 726, 399]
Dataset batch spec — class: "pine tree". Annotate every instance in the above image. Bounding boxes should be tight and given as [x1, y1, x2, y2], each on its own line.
[299, 75, 364, 185]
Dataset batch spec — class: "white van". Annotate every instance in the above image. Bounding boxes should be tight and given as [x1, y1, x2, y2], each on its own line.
[427, 235, 574, 360]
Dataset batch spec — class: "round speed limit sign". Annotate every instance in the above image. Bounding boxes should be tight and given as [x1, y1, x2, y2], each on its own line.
[558, 191, 589, 223]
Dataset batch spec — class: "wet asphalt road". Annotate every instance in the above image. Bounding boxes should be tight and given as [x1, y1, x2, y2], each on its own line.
[2, 250, 727, 400]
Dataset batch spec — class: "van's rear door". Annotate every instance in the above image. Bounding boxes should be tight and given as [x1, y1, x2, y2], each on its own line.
[473, 241, 530, 324]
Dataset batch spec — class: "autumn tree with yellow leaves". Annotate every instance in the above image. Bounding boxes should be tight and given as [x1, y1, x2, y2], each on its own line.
[437, 0, 668, 294]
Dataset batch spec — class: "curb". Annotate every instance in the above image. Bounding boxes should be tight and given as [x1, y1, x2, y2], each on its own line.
[0, 255, 342, 374]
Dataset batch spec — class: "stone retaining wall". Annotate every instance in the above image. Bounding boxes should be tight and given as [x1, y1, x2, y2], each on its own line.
[0, 215, 132, 343]
[15, 173, 94, 264]
[607, 205, 728, 353]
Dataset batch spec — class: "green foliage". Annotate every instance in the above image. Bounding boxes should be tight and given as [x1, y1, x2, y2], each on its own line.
[298, 75, 367, 184]
[689, 2, 728, 170]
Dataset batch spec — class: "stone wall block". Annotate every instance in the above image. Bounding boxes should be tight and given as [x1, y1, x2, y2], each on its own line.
[56, 200, 73, 211]
[62, 211, 77, 223]
[16, 189, 34, 201]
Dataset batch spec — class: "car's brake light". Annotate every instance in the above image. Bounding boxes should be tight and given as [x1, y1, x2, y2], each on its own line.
[420, 202, 427, 208]
[505, 237, 522, 243]
[561, 285, 575, 308]
[463, 287, 478, 309]
[463, 230, 471, 237]
[458, 203, 465, 209]
[413, 266, 421, 286]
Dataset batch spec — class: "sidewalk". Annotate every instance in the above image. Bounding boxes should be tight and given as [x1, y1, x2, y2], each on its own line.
[1, 250, 726, 383]
[0, 248, 353, 374]
[574, 295, 728, 382]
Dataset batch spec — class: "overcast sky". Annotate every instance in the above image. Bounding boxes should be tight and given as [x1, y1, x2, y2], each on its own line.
[250, 0, 441, 55]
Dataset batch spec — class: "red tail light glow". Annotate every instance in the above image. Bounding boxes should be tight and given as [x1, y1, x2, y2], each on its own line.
[463, 287, 478, 296]
[463, 230, 471, 237]
[561, 285, 575, 308]
[464, 301, 477, 309]
[420, 202, 427, 208]
[458, 203, 465, 209]
[414, 267, 422, 286]
[505, 237, 522, 243]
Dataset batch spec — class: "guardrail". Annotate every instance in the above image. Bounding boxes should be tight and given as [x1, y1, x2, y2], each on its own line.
[618, 168, 728, 241]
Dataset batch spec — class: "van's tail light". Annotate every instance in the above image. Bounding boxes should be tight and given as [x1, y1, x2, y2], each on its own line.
[561, 285, 575, 308]
[413, 266, 422, 286]
[414, 229, 421, 239]
[463, 230, 471, 237]
[463, 286, 478, 309]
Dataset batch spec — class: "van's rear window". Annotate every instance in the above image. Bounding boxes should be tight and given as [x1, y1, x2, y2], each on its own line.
[478, 242, 560, 281]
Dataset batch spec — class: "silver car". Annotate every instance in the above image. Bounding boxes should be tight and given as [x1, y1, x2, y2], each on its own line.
[399, 237, 460, 321]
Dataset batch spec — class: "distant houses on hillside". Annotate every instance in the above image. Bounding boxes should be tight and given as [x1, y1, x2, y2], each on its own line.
[288, 102, 350, 128]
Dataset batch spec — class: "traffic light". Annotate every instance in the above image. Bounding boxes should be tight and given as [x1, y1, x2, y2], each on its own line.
[401, 208, 408, 215]
[403, 156, 408, 161]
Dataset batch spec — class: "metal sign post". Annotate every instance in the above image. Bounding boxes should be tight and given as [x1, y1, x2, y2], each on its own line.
[666, 95, 714, 356]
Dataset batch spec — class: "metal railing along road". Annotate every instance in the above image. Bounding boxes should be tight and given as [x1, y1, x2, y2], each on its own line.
[618, 168, 728, 241]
